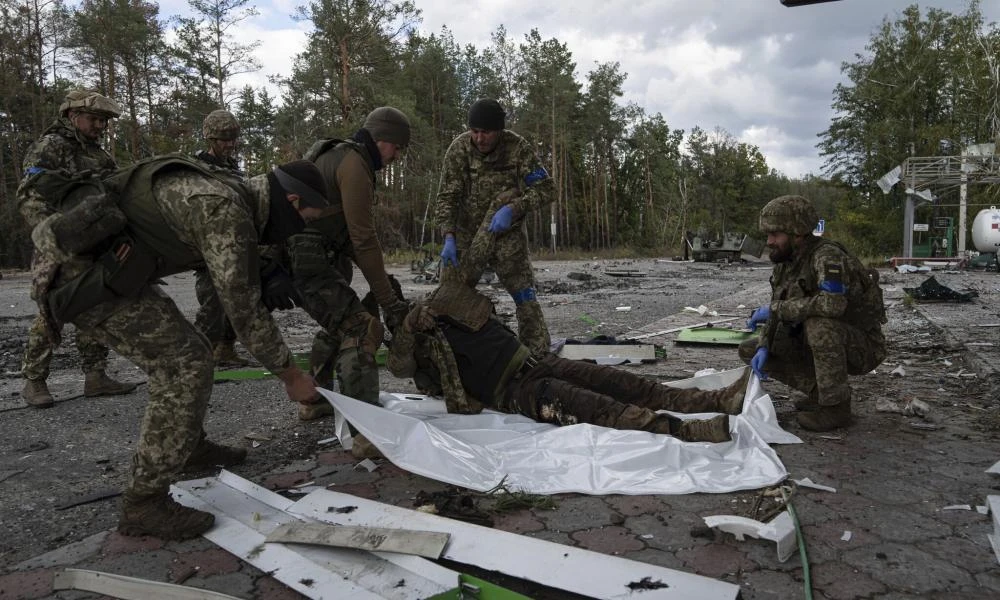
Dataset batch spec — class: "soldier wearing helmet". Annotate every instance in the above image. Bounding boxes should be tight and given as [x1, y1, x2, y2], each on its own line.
[738, 195, 887, 431]
[16, 89, 136, 408]
[193, 109, 247, 367]
[196, 109, 242, 175]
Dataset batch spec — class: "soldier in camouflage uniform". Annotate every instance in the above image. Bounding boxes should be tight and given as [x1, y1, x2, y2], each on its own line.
[387, 281, 749, 442]
[27, 157, 330, 540]
[17, 90, 137, 408]
[192, 109, 249, 367]
[738, 195, 887, 432]
[435, 99, 554, 357]
[295, 106, 413, 421]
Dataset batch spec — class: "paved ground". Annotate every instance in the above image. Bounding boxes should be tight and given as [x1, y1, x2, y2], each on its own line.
[1, 260, 999, 599]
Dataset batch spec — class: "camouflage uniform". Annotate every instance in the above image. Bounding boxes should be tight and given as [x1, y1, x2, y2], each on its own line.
[192, 110, 246, 363]
[29, 157, 327, 537]
[388, 283, 740, 441]
[17, 107, 129, 401]
[738, 195, 887, 430]
[435, 129, 554, 356]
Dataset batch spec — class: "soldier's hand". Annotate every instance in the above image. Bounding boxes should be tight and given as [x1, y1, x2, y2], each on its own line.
[383, 299, 411, 333]
[260, 262, 302, 311]
[440, 234, 459, 267]
[488, 204, 515, 234]
[750, 347, 769, 381]
[747, 305, 771, 332]
[403, 305, 437, 333]
[279, 365, 321, 404]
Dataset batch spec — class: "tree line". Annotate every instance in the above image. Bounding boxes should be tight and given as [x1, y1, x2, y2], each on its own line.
[2, 0, 998, 269]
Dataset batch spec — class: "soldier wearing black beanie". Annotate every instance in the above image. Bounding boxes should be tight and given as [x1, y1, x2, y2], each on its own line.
[468, 99, 506, 131]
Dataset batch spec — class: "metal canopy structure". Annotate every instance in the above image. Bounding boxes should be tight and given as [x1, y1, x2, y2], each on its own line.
[888, 145, 1000, 258]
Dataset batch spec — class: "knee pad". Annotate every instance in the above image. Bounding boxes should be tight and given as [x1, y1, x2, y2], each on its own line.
[338, 312, 384, 356]
[511, 287, 537, 305]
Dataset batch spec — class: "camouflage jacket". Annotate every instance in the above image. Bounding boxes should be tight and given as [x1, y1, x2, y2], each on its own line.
[17, 117, 117, 228]
[434, 130, 553, 244]
[193, 150, 245, 179]
[759, 236, 887, 349]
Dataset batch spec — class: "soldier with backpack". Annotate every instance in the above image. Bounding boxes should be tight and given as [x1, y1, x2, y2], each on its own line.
[739, 195, 887, 431]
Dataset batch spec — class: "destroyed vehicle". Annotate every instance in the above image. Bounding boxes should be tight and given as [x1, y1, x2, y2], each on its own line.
[685, 231, 747, 263]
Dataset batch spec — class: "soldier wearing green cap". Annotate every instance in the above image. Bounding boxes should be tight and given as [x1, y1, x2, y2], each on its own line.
[738, 195, 887, 431]
[17, 90, 137, 408]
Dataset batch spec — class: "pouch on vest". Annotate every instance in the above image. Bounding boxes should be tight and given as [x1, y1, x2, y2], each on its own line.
[47, 265, 116, 324]
[99, 233, 159, 297]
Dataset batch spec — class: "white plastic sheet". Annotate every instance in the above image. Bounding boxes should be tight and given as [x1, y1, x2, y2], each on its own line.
[323, 368, 800, 495]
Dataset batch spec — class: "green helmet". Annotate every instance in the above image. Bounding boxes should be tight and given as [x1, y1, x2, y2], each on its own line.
[59, 90, 121, 118]
[759, 195, 819, 236]
[203, 109, 240, 140]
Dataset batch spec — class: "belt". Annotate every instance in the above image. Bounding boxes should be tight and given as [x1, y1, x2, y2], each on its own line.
[516, 354, 539, 377]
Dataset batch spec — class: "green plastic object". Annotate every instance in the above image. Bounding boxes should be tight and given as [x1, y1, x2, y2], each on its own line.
[675, 327, 753, 346]
[213, 349, 387, 381]
[426, 574, 533, 600]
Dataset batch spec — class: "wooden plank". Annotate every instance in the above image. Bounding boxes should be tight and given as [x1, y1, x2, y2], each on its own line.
[266, 523, 449, 558]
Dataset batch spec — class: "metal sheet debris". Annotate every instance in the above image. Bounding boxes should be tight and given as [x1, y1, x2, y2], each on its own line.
[265, 523, 450, 558]
[703, 512, 797, 562]
[54, 568, 243, 600]
[792, 478, 837, 493]
[558, 344, 655, 363]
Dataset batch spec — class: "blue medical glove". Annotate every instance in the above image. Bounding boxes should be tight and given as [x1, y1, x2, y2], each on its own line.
[440, 234, 458, 267]
[751, 347, 769, 381]
[488, 204, 515, 233]
[747, 305, 771, 332]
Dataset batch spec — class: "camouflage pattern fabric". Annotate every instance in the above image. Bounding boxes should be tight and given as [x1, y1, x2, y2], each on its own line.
[759, 195, 820, 236]
[746, 235, 886, 406]
[388, 292, 729, 433]
[193, 267, 236, 345]
[202, 110, 239, 140]
[17, 117, 118, 378]
[435, 130, 554, 356]
[193, 149, 243, 177]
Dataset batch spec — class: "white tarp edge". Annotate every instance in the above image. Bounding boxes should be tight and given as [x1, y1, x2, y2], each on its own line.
[323, 368, 799, 495]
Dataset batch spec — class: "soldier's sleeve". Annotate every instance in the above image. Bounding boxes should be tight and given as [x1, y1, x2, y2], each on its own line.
[507, 136, 553, 216]
[339, 152, 396, 308]
[433, 137, 466, 236]
[17, 135, 74, 227]
[386, 318, 419, 378]
[190, 193, 294, 375]
[428, 330, 482, 414]
[772, 245, 850, 322]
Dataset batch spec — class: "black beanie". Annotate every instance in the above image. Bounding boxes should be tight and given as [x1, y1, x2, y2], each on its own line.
[272, 160, 328, 209]
[363, 107, 411, 147]
[468, 99, 505, 131]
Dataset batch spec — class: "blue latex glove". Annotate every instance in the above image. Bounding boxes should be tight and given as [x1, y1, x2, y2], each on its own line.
[440, 234, 458, 267]
[488, 204, 515, 233]
[751, 347, 769, 381]
[747, 305, 771, 332]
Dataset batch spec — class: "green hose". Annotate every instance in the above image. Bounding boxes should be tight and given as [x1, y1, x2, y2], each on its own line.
[781, 486, 813, 600]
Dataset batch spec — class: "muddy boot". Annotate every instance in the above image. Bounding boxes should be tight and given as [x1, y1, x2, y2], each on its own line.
[796, 399, 851, 431]
[299, 401, 335, 421]
[84, 371, 138, 397]
[674, 415, 732, 443]
[716, 368, 752, 415]
[793, 386, 820, 411]
[22, 379, 54, 409]
[183, 438, 247, 471]
[118, 492, 214, 540]
[212, 341, 249, 368]
[351, 433, 384, 459]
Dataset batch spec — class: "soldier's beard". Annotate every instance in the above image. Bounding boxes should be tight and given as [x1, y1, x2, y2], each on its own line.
[768, 241, 794, 263]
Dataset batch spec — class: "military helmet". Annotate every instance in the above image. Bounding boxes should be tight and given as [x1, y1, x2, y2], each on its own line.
[203, 109, 241, 140]
[759, 195, 819, 236]
[59, 90, 121, 118]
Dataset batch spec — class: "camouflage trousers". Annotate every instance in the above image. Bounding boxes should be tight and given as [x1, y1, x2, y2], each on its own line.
[72, 284, 213, 498]
[500, 355, 728, 433]
[193, 267, 236, 344]
[21, 312, 108, 380]
[293, 264, 379, 406]
[738, 317, 886, 406]
[441, 225, 550, 356]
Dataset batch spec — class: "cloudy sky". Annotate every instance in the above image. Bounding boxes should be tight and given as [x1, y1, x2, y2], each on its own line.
[158, 0, 997, 179]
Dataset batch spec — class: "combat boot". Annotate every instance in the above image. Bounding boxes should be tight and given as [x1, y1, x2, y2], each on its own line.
[212, 341, 249, 368]
[796, 399, 851, 431]
[83, 371, 138, 397]
[118, 492, 214, 540]
[351, 433, 384, 459]
[675, 415, 732, 443]
[299, 401, 335, 421]
[22, 379, 54, 409]
[716, 368, 752, 415]
[183, 438, 247, 471]
[793, 387, 820, 411]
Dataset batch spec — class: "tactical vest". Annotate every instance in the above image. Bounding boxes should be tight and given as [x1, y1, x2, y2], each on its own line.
[803, 238, 887, 330]
[47, 154, 254, 323]
[439, 317, 524, 402]
[303, 138, 371, 256]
